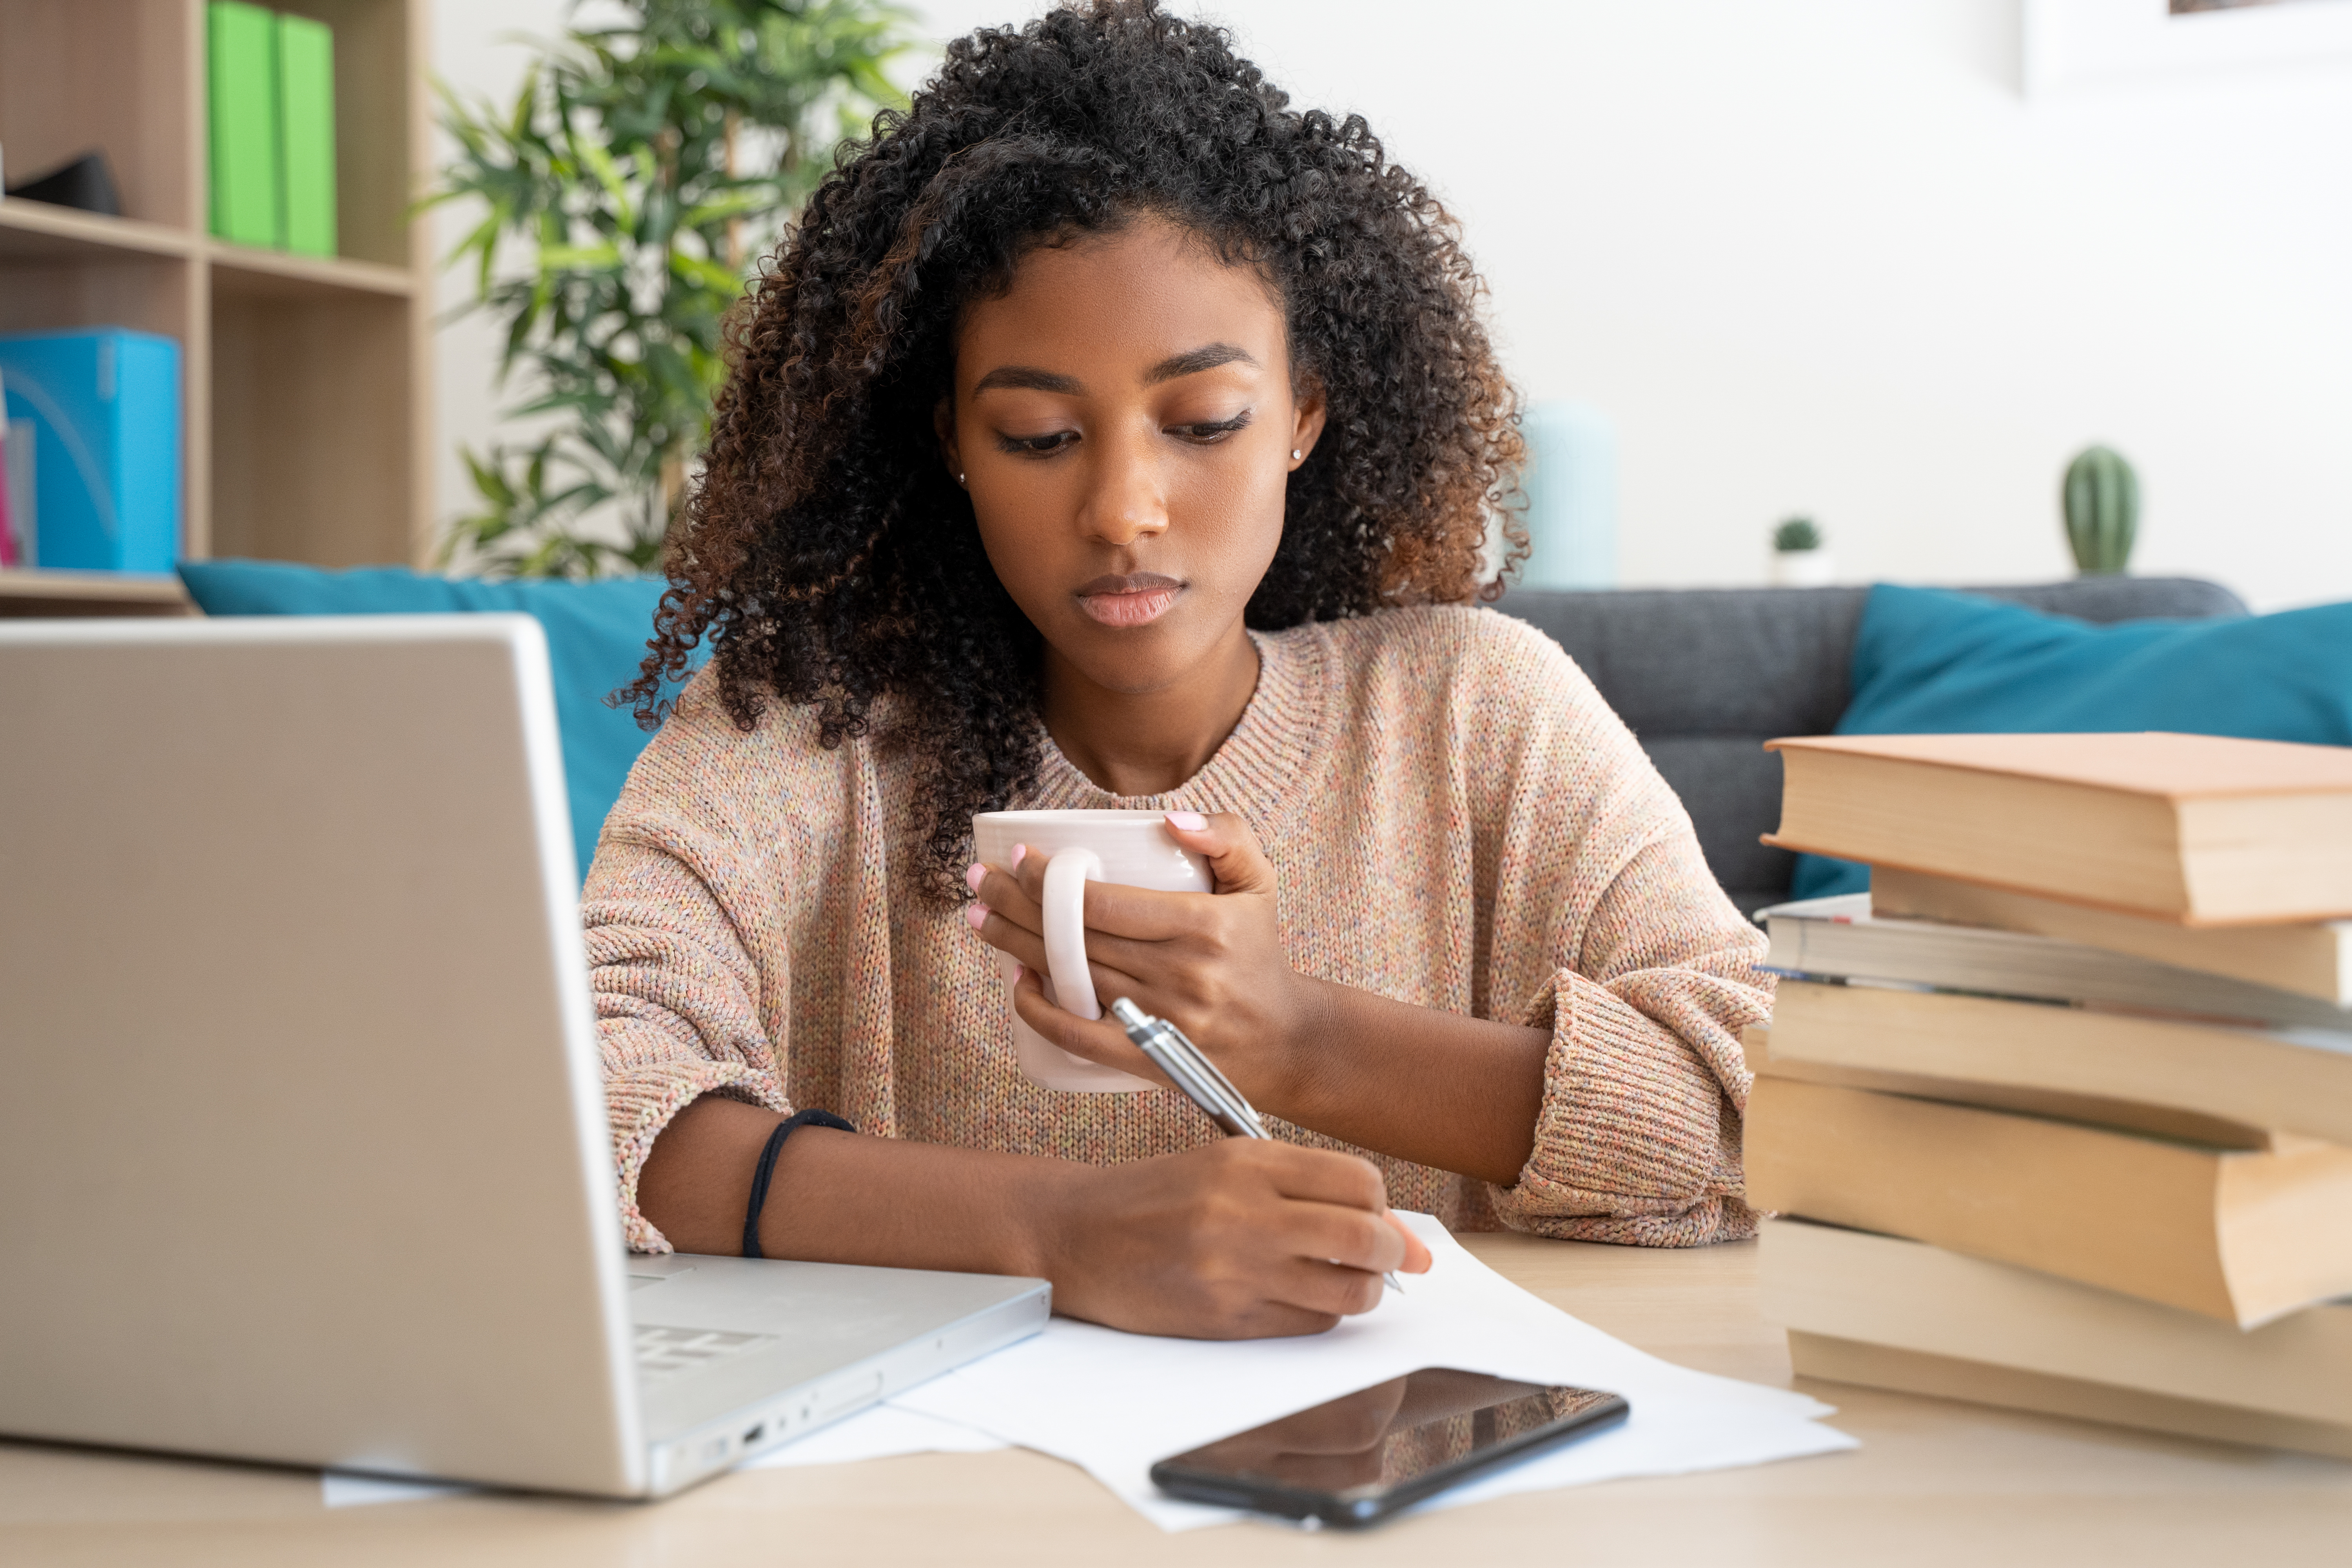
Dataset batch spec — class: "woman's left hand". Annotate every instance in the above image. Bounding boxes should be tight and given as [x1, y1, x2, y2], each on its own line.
[966, 811, 1319, 1109]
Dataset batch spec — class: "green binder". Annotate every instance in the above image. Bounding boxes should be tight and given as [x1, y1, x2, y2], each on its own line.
[278, 13, 337, 257]
[207, 1, 280, 248]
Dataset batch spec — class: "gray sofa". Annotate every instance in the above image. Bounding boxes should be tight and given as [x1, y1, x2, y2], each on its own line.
[1497, 577, 2250, 915]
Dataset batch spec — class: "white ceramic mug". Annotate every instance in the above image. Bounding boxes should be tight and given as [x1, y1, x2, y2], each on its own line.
[971, 809, 1211, 1093]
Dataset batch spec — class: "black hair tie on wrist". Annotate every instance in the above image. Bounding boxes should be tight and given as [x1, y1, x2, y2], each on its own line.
[742, 1109, 856, 1259]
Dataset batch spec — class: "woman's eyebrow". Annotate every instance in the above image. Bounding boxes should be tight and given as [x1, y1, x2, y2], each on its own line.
[969, 344, 1257, 395]
[1145, 343, 1256, 383]
[972, 365, 1082, 394]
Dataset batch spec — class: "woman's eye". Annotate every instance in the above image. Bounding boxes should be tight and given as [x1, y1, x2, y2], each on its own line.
[996, 430, 1077, 456]
[1171, 411, 1252, 444]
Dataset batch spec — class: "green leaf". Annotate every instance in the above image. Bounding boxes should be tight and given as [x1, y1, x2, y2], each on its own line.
[537, 243, 626, 273]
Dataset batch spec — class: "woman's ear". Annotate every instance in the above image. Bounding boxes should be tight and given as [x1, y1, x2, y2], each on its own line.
[1289, 378, 1328, 467]
[933, 397, 965, 486]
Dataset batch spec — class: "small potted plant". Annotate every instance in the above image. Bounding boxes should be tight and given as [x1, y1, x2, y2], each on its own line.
[2063, 445, 2138, 576]
[1770, 516, 1834, 587]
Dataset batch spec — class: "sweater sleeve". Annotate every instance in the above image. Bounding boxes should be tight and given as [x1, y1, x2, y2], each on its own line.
[1467, 624, 1773, 1245]
[582, 693, 799, 1253]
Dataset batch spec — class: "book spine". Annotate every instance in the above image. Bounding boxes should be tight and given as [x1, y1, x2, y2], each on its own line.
[0, 419, 14, 566]
[208, 2, 283, 248]
[278, 15, 337, 258]
[2, 417, 32, 566]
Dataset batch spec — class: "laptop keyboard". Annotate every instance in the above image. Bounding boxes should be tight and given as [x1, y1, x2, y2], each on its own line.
[634, 1324, 777, 1381]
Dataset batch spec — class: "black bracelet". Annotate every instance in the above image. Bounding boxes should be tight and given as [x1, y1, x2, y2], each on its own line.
[742, 1109, 856, 1259]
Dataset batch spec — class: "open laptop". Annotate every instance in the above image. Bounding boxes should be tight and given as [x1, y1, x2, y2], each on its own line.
[0, 614, 1048, 1498]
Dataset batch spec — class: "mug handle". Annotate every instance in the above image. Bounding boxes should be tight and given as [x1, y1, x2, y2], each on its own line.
[1040, 846, 1105, 1022]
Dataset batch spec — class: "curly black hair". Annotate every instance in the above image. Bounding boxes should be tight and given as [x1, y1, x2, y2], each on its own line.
[626, 0, 1525, 898]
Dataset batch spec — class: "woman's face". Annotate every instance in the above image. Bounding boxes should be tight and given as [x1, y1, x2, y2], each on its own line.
[941, 216, 1324, 698]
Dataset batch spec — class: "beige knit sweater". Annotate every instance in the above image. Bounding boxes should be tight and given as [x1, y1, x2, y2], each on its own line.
[586, 605, 1772, 1254]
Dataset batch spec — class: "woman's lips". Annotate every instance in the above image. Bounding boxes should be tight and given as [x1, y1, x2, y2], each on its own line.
[1075, 572, 1183, 628]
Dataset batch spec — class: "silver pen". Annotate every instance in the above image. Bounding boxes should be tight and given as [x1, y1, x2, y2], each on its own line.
[1110, 997, 1401, 1294]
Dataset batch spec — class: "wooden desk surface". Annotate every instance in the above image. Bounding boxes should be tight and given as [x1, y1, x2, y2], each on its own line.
[7, 1233, 2350, 1565]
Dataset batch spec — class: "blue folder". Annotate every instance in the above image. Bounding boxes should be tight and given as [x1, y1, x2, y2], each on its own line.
[0, 329, 182, 573]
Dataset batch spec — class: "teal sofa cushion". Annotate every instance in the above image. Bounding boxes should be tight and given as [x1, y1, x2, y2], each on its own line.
[178, 560, 685, 880]
[1791, 584, 2352, 900]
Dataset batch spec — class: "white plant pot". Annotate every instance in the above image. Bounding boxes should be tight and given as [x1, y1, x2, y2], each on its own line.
[1771, 548, 1836, 588]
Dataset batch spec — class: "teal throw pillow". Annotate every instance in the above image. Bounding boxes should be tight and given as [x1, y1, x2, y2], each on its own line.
[1790, 584, 2351, 900]
[179, 560, 691, 881]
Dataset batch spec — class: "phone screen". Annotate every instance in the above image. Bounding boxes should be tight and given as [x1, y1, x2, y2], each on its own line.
[1149, 1367, 1629, 1528]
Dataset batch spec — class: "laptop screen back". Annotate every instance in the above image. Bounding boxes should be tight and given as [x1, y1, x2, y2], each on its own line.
[0, 617, 644, 1494]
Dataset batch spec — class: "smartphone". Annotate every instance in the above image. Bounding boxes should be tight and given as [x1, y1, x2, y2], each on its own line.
[1149, 1367, 1629, 1529]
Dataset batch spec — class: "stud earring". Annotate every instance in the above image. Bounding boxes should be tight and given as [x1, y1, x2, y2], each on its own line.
[956, 472, 966, 485]
[1290, 448, 1302, 461]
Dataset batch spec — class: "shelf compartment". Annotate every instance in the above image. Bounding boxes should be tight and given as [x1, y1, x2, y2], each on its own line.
[208, 241, 415, 300]
[0, 201, 195, 264]
[0, 0, 199, 231]
[210, 278, 415, 566]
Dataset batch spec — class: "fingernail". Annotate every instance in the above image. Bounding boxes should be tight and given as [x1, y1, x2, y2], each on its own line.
[965, 903, 989, 930]
[1012, 963, 1025, 982]
[1165, 810, 1207, 831]
[965, 863, 986, 893]
[1011, 843, 1027, 868]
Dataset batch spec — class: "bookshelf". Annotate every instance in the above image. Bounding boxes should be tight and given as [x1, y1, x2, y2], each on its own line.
[0, 0, 430, 617]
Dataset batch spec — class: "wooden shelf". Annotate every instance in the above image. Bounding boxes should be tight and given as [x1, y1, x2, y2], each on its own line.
[0, 569, 193, 616]
[208, 241, 416, 300]
[0, 199, 195, 262]
[0, 0, 431, 612]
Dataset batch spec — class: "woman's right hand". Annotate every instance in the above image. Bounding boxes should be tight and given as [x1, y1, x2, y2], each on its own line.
[1034, 1140, 1433, 1339]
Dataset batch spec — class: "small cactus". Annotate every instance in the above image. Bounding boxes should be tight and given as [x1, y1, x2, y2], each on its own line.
[2063, 446, 2138, 575]
[1773, 516, 1822, 553]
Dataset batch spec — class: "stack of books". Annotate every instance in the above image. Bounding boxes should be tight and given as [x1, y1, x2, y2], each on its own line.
[1747, 731, 2352, 1458]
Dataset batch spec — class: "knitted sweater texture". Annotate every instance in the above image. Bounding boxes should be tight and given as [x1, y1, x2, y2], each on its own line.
[587, 605, 1772, 1253]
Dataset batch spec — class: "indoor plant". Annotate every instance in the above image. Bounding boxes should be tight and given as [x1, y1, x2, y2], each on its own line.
[432, 0, 912, 578]
[2063, 445, 2139, 576]
[1770, 516, 1835, 587]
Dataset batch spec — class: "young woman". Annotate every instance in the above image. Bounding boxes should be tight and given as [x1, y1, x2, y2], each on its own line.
[593, 0, 1770, 1340]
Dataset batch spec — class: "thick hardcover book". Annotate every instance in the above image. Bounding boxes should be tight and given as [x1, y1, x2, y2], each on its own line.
[208, 1, 282, 248]
[1787, 1332, 2352, 1462]
[1760, 1218, 2352, 1461]
[1763, 732, 2352, 925]
[1746, 1075, 2352, 1327]
[1743, 1024, 2278, 1153]
[1759, 892, 2352, 1032]
[1869, 865, 2352, 1007]
[1764, 978, 2352, 1148]
[277, 13, 336, 257]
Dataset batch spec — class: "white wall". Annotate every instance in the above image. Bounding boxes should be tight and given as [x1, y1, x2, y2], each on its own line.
[432, 1, 2352, 610]
[429, 0, 578, 561]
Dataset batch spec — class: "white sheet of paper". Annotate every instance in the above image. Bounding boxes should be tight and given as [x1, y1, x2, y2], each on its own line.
[319, 1471, 481, 1508]
[745, 1403, 1008, 1467]
[888, 1212, 1855, 1530]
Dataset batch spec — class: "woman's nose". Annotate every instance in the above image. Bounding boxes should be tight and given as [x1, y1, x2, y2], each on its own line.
[1079, 425, 1169, 546]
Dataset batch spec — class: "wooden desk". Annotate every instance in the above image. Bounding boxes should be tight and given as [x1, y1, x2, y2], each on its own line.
[7, 1234, 2349, 1565]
